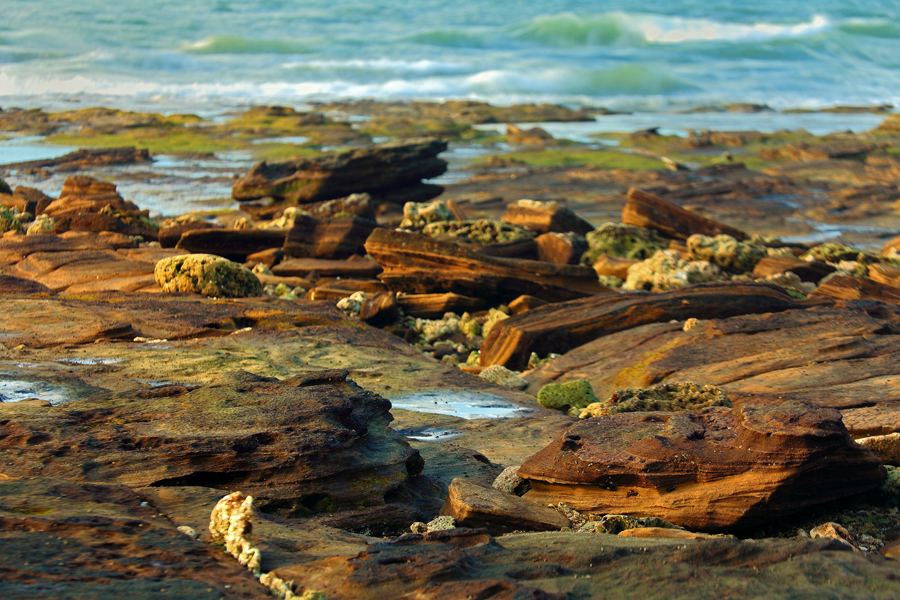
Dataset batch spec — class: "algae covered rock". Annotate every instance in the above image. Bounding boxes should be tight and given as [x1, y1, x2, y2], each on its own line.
[686, 234, 767, 273]
[400, 199, 454, 229]
[537, 380, 599, 414]
[478, 365, 528, 390]
[623, 249, 723, 291]
[155, 253, 262, 297]
[421, 218, 535, 245]
[801, 243, 886, 267]
[26, 214, 55, 236]
[579, 382, 731, 419]
[0, 206, 24, 234]
[576, 515, 684, 535]
[582, 222, 668, 264]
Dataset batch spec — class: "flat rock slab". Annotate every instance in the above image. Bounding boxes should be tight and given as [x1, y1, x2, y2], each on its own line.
[0, 370, 422, 519]
[366, 228, 611, 304]
[0, 477, 267, 599]
[526, 302, 900, 428]
[275, 529, 900, 600]
[439, 477, 570, 534]
[482, 282, 810, 370]
[517, 401, 885, 531]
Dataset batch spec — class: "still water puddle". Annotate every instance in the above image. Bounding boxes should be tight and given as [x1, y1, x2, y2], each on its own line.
[387, 389, 534, 420]
[55, 357, 125, 366]
[395, 427, 460, 442]
[0, 378, 70, 405]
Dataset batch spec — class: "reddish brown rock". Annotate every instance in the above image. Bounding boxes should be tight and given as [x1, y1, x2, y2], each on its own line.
[396, 292, 485, 319]
[232, 138, 448, 204]
[481, 282, 807, 370]
[500, 199, 594, 236]
[592, 254, 638, 279]
[0, 477, 268, 599]
[751, 255, 835, 282]
[13, 185, 54, 215]
[273, 257, 383, 280]
[810, 274, 900, 303]
[175, 227, 288, 262]
[622, 187, 748, 241]
[0, 370, 423, 519]
[517, 401, 886, 531]
[534, 232, 588, 265]
[158, 220, 221, 248]
[366, 228, 611, 305]
[506, 124, 554, 144]
[440, 478, 570, 534]
[507, 294, 548, 316]
[526, 304, 900, 430]
[283, 215, 379, 259]
[0, 146, 151, 170]
[358, 291, 399, 326]
[0, 273, 54, 295]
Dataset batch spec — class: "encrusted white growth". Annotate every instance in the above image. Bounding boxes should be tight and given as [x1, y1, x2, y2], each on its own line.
[26, 214, 55, 236]
[336, 291, 366, 317]
[400, 200, 453, 229]
[515, 198, 560, 212]
[209, 491, 262, 575]
[623, 250, 723, 292]
[478, 365, 528, 389]
[480, 307, 509, 340]
[264, 206, 311, 229]
[210, 492, 327, 599]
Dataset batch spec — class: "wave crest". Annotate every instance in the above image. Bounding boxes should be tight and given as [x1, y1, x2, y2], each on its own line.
[184, 35, 315, 55]
[510, 12, 832, 47]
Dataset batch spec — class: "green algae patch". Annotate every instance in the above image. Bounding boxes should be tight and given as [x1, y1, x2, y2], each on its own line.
[537, 380, 599, 415]
[155, 254, 262, 298]
[579, 381, 731, 419]
[582, 222, 668, 264]
[476, 148, 663, 170]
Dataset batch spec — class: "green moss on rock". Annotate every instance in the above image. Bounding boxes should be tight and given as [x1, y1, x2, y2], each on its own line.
[155, 254, 262, 298]
[580, 382, 731, 419]
[686, 234, 767, 273]
[0, 206, 24, 234]
[537, 380, 599, 414]
[582, 223, 668, 265]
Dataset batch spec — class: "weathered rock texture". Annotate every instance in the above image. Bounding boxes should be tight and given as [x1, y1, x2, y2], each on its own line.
[283, 215, 378, 259]
[365, 228, 611, 304]
[439, 478, 570, 534]
[480, 282, 808, 370]
[155, 254, 263, 297]
[623, 187, 748, 241]
[500, 199, 594, 236]
[232, 138, 448, 204]
[524, 302, 900, 434]
[518, 402, 886, 531]
[0, 370, 423, 520]
[0, 477, 269, 599]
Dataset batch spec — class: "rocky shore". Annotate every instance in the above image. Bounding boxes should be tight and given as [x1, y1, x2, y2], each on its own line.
[2, 101, 900, 599]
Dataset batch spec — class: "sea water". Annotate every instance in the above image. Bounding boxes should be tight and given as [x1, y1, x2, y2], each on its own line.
[1, 1, 898, 116]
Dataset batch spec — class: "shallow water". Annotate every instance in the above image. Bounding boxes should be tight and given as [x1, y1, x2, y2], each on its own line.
[387, 389, 534, 420]
[0, 377, 70, 405]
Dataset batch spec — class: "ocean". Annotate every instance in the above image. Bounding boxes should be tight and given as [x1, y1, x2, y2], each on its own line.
[2, 0, 899, 116]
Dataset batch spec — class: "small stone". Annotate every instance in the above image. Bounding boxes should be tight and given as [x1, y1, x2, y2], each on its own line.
[478, 365, 528, 390]
[856, 432, 900, 464]
[155, 254, 262, 298]
[425, 515, 456, 533]
[810, 522, 856, 550]
[492, 465, 525, 495]
[336, 291, 367, 317]
[537, 380, 599, 413]
[177, 525, 199, 539]
[683, 318, 701, 331]
[410, 521, 428, 534]
[579, 382, 731, 419]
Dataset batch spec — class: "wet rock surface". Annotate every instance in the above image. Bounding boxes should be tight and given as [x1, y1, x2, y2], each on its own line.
[4, 103, 900, 598]
[518, 401, 886, 531]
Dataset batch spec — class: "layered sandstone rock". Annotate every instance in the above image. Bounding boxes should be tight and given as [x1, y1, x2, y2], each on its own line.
[439, 478, 570, 534]
[517, 401, 886, 531]
[622, 187, 748, 241]
[232, 138, 448, 204]
[365, 228, 611, 304]
[0, 370, 423, 520]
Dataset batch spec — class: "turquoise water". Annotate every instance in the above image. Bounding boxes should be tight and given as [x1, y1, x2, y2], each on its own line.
[1, 1, 898, 114]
